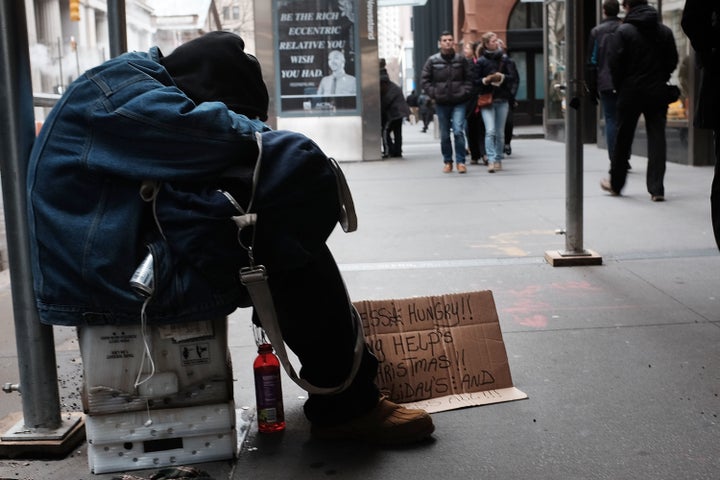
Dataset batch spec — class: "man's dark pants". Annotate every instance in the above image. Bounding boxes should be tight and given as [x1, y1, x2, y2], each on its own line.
[385, 118, 404, 157]
[266, 245, 381, 427]
[609, 94, 668, 197]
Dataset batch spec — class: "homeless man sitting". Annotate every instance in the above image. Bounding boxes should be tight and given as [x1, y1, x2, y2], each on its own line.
[27, 31, 434, 445]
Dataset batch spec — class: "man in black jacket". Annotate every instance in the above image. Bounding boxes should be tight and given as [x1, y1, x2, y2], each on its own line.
[421, 31, 473, 174]
[588, 0, 623, 167]
[601, 0, 678, 201]
[682, 0, 720, 249]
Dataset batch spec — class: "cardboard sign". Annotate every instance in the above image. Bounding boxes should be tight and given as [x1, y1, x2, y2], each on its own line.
[354, 291, 527, 413]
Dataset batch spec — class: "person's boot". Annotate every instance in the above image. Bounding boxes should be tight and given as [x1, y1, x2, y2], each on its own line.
[311, 395, 435, 446]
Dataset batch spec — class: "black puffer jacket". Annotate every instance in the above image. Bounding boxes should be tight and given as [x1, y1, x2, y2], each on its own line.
[607, 4, 678, 100]
[420, 52, 473, 105]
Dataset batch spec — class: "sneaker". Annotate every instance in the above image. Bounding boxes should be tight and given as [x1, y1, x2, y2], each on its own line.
[470, 158, 479, 165]
[488, 163, 495, 173]
[311, 396, 435, 446]
[600, 178, 619, 196]
[493, 162, 502, 171]
[651, 195, 665, 202]
[481, 155, 489, 166]
[504, 144, 512, 155]
[457, 163, 467, 174]
[443, 163, 453, 173]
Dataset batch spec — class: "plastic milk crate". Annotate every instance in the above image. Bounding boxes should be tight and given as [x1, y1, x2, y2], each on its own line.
[85, 401, 236, 474]
[77, 318, 233, 415]
[78, 318, 237, 473]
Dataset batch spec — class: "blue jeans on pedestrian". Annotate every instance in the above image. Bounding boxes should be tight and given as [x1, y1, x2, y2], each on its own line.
[435, 102, 467, 164]
[480, 100, 509, 163]
[600, 90, 618, 161]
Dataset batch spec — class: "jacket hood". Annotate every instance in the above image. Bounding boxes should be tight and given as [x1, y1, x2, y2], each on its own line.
[624, 4, 660, 33]
[160, 31, 269, 121]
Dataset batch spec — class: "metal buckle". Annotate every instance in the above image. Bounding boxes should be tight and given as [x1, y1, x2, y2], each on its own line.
[239, 265, 268, 286]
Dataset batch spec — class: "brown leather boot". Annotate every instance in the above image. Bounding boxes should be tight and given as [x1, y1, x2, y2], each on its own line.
[311, 396, 435, 445]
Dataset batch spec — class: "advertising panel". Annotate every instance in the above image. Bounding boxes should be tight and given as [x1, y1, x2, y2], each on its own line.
[275, 0, 360, 114]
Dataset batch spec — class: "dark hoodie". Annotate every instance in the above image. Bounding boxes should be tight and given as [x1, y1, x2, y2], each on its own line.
[607, 4, 678, 98]
[380, 70, 410, 125]
[160, 31, 270, 121]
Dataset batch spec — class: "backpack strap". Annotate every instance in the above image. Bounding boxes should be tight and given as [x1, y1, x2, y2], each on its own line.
[240, 264, 365, 395]
[235, 131, 363, 395]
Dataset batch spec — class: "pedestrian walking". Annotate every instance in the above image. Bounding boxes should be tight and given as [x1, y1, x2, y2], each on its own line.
[498, 39, 519, 157]
[418, 93, 434, 133]
[600, 0, 678, 201]
[380, 62, 411, 158]
[587, 0, 625, 169]
[682, 0, 720, 248]
[421, 30, 474, 174]
[406, 89, 419, 124]
[474, 31, 518, 173]
[466, 41, 488, 165]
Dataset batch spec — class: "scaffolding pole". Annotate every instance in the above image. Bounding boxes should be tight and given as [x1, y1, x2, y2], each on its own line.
[108, 0, 127, 58]
[0, 0, 83, 457]
[545, 0, 602, 266]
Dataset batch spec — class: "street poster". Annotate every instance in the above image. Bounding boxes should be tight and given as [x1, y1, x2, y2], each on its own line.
[274, 0, 359, 113]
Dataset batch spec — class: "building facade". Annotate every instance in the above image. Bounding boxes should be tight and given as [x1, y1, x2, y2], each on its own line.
[23, 0, 712, 165]
[27, 0, 153, 96]
[27, 0, 225, 122]
[446, 0, 711, 165]
[377, 5, 413, 92]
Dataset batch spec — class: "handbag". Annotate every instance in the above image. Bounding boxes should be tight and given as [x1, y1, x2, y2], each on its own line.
[476, 92, 493, 109]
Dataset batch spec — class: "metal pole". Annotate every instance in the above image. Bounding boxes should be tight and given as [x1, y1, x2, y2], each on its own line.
[563, 0, 586, 255]
[107, 0, 127, 58]
[0, 0, 62, 430]
[545, 1, 601, 267]
[56, 37, 63, 92]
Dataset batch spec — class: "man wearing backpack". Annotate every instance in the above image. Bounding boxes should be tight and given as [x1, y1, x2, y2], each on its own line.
[600, 0, 678, 201]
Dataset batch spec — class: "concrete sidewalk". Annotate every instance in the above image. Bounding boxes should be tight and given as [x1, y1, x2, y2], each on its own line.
[1, 122, 719, 479]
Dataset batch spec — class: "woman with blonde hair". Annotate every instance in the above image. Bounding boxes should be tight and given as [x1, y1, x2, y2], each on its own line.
[474, 31, 518, 173]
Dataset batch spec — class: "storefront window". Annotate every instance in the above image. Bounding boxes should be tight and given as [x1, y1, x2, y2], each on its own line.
[662, 1, 691, 159]
[543, 0, 689, 159]
[663, 2, 690, 123]
[509, 2, 543, 29]
[545, 0, 565, 122]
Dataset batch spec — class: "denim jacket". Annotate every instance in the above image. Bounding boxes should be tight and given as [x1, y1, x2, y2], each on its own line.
[27, 47, 279, 326]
